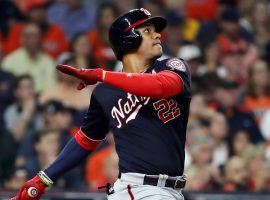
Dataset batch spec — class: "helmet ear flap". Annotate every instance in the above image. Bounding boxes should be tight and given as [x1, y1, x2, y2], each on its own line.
[122, 28, 142, 53]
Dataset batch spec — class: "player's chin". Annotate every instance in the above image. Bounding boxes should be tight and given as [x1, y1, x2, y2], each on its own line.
[152, 47, 163, 57]
[153, 49, 162, 58]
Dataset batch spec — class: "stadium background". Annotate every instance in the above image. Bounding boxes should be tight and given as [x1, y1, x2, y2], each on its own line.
[1, 0, 270, 199]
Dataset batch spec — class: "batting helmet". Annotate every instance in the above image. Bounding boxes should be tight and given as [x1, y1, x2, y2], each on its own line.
[109, 8, 167, 61]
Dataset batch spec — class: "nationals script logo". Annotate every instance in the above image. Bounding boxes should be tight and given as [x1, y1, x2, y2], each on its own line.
[111, 93, 150, 128]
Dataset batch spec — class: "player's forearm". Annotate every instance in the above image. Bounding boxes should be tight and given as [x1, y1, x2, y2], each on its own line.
[44, 138, 91, 181]
[103, 71, 183, 98]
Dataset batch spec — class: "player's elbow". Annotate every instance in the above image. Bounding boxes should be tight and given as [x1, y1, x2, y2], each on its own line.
[156, 75, 183, 98]
[161, 85, 182, 98]
[151, 84, 181, 99]
[151, 87, 165, 98]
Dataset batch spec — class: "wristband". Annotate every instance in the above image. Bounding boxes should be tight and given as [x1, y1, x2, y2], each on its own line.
[37, 171, 54, 187]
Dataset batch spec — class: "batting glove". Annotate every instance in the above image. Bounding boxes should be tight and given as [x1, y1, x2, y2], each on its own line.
[56, 64, 103, 90]
[9, 171, 53, 200]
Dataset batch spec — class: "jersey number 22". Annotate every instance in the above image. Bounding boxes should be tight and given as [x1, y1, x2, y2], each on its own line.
[153, 99, 181, 123]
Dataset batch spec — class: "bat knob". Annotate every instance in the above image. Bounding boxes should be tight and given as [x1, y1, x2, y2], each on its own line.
[27, 187, 38, 198]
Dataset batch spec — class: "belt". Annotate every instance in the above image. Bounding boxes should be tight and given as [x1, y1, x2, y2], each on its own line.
[143, 174, 187, 189]
[119, 173, 187, 190]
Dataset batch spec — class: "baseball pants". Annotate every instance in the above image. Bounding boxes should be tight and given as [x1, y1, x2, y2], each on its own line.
[107, 173, 185, 200]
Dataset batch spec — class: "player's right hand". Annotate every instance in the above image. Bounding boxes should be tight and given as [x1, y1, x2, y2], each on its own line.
[56, 64, 104, 90]
[9, 176, 47, 200]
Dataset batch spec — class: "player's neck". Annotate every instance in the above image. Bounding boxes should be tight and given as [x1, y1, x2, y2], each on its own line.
[122, 55, 151, 73]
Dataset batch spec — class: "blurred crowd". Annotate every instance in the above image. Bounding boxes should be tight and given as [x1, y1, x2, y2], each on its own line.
[1, 0, 270, 193]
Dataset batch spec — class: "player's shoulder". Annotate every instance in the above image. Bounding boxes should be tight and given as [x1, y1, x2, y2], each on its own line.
[154, 57, 189, 74]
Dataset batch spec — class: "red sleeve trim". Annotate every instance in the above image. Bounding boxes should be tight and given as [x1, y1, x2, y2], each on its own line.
[74, 129, 101, 151]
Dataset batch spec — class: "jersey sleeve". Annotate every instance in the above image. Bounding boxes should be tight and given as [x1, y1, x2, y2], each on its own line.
[160, 58, 191, 97]
[80, 93, 109, 141]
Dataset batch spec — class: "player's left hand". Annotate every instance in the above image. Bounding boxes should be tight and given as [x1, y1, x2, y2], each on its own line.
[9, 176, 47, 200]
[56, 64, 104, 90]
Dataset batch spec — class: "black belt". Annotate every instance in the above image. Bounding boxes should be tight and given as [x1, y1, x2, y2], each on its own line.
[143, 175, 186, 189]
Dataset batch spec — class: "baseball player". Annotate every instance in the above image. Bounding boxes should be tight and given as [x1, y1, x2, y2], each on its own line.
[11, 8, 191, 200]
